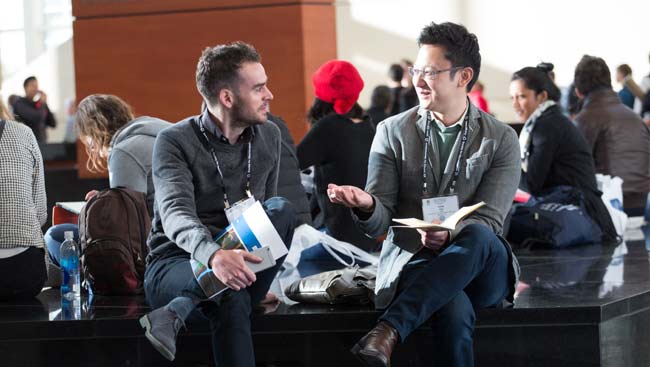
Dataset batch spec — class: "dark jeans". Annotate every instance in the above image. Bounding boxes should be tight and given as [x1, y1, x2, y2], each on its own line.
[144, 197, 297, 367]
[381, 223, 509, 367]
[44, 223, 80, 267]
[0, 247, 47, 300]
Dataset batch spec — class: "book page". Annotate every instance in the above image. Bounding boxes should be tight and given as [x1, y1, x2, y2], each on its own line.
[393, 202, 485, 230]
[56, 201, 86, 215]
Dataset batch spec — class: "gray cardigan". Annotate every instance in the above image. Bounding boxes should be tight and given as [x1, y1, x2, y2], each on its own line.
[109, 116, 171, 216]
[356, 103, 521, 309]
[147, 110, 281, 266]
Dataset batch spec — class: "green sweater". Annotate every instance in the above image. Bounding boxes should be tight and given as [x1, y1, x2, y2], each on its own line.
[433, 119, 462, 176]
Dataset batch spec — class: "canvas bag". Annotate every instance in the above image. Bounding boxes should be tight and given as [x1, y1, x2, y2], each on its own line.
[79, 188, 151, 295]
[283, 224, 379, 275]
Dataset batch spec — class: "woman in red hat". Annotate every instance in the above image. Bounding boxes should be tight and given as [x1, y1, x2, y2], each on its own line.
[297, 60, 378, 251]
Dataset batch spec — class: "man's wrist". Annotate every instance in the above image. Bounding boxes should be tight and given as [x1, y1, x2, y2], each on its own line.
[358, 195, 375, 213]
[207, 248, 222, 268]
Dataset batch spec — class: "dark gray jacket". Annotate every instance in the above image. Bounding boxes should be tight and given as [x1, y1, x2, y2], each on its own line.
[109, 116, 171, 216]
[147, 110, 281, 266]
[267, 114, 311, 225]
[357, 103, 521, 309]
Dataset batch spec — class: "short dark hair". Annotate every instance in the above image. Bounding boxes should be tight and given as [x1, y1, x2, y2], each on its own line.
[23, 76, 36, 89]
[574, 55, 611, 96]
[196, 41, 261, 106]
[370, 85, 392, 110]
[512, 63, 561, 102]
[417, 22, 481, 91]
[306, 97, 363, 125]
[616, 64, 632, 77]
[388, 64, 403, 82]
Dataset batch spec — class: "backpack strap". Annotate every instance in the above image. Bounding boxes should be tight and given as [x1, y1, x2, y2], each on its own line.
[0, 119, 6, 140]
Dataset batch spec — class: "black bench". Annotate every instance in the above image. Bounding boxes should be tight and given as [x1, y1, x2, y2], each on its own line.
[1, 238, 650, 367]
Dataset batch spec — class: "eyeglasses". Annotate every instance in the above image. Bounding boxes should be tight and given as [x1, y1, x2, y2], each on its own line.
[408, 66, 464, 80]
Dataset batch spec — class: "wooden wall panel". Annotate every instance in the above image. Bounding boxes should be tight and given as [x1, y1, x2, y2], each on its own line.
[73, 0, 332, 18]
[73, 2, 336, 178]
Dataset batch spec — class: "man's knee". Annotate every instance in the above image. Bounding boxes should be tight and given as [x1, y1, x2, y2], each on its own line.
[460, 223, 495, 240]
[264, 197, 297, 246]
[265, 197, 296, 219]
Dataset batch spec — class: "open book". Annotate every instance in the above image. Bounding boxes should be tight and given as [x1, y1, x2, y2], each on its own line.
[190, 200, 288, 299]
[56, 201, 86, 215]
[392, 202, 485, 231]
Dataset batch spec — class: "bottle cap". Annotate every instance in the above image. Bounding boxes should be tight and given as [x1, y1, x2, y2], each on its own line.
[64, 231, 74, 241]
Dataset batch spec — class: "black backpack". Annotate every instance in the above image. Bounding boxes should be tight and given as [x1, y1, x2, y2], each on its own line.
[79, 188, 151, 295]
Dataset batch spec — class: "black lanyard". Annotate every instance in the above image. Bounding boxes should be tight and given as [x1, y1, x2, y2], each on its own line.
[422, 111, 470, 196]
[198, 119, 252, 208]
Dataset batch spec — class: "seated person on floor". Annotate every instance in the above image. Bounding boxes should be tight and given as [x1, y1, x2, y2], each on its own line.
[327, 22, 521, 367]
[297, 60, 378, 252]
[0, 97, 48, 300]
[139, 42, 297, 365]
[44, 94, 170, 267]
[573, 55, 650, 215]
[510, 64, 617, 243]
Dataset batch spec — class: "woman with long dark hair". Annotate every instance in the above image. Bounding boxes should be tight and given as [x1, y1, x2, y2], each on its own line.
[510, 63, 617, 243]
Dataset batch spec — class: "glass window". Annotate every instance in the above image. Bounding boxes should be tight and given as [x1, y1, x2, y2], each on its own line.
[0, 0, 25, 31]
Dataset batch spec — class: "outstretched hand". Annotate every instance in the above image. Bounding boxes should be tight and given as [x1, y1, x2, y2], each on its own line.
[326, 184, 374, 211]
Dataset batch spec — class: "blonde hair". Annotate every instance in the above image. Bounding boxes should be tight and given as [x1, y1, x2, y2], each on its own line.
[76, 94, 134, 172]
[0, 95, 12, 120]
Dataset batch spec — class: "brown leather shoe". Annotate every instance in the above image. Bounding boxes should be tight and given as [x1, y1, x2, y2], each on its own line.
[351, 321, 399, 367]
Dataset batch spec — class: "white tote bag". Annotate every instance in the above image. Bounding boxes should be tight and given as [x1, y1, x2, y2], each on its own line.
[596, 174, 627, 236]
[284, 224, 379, 272]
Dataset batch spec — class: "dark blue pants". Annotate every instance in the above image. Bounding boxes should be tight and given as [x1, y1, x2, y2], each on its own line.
[43, 223, 80, 267]
[144, 197, 296, 367]
[380, 223, 509, 367]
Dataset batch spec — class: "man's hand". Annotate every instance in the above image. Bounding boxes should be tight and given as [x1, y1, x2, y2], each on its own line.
[209, 250, 262, 291]
[327, 184, 374, 211]
[417, 220, 450, 252]
[85, 190, 99, 201]
[39, 91, 47, 104]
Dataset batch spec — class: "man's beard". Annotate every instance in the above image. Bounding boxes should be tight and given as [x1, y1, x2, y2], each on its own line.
[232, 99, 266, 128]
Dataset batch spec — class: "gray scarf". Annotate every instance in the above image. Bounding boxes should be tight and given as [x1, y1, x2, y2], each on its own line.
[519, 100, 556, 172]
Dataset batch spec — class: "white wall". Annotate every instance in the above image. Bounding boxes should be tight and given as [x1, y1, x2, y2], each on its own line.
[336, 0, 650, 121]
[1, 37, 75, 143]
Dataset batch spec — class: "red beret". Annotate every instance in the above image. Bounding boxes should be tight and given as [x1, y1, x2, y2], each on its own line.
[312, 60, 364, 115]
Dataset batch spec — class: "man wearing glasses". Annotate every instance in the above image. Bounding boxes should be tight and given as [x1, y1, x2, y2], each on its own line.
[328, 22, 521, 367]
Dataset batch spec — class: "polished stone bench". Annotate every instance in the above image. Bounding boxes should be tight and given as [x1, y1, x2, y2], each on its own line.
[1, 235, 649, 367]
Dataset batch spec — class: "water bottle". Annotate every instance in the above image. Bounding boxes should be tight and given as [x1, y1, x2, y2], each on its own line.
[60, 231, 81, 300]
[61, 297, 81, 320]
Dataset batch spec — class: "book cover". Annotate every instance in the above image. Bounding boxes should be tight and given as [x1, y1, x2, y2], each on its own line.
[392, 201, 485, 231]
[190, 201, 287, 299]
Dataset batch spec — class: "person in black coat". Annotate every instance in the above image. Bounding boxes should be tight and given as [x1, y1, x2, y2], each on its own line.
[12, 76, 56, 143]
[510, 64, 617, 243]
[367, 85, 391, 127]
[298, 60, 377, 251]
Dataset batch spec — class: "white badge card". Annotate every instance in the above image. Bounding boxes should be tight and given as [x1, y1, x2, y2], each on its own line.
[422, 195, 459, 223]
[225, 196, 257, 224]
